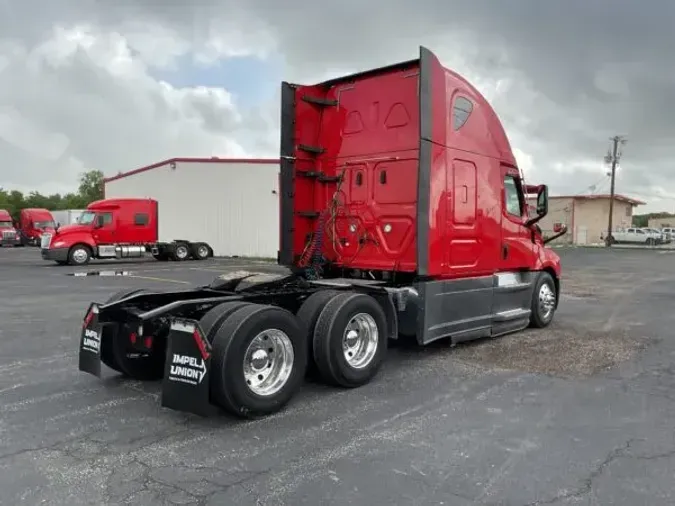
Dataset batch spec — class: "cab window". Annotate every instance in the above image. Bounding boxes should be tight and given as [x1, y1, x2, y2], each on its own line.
[452, 96, 473, 131]
[504, 175, 523, 217]
[134, 213, 149, 226]
[98, 212, 113, 226]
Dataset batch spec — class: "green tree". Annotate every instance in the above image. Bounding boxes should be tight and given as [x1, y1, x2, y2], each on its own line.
[633, 212, 675, 228]
[77, 169, 105, 203]
[0, 169, 106, 221]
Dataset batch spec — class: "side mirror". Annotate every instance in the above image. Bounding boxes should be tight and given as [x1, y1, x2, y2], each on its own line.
[536, 185, 548, 216]
[525, 184, 549, 227]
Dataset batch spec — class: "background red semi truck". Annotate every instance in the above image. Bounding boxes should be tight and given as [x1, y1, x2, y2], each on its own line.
[76, 46, 564, 419]
[18, 208, 55, 246]
[0, 209, 20, 247]
[41, 198, 213, 265]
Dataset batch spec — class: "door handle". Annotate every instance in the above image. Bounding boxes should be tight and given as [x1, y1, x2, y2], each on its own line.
[502, 244, 509, 259]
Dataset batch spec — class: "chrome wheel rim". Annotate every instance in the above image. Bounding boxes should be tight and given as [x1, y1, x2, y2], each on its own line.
[538, 282, 556, 320]
[176, 246, 188, 259]
[243, 329, 294, 396]
[342, 313, 379, 369]
[197, 245, 209, 258]
[72, 248, 88, 263]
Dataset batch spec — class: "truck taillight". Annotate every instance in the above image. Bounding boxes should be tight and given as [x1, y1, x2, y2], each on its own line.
[553, 223, 563, 233]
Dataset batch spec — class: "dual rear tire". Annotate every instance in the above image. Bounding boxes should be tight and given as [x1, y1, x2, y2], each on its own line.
[200, 291, 388, 418]
[98, 288, 389, 419]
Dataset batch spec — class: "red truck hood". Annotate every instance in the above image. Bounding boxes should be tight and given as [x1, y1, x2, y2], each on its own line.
[53, 224, 90, 236]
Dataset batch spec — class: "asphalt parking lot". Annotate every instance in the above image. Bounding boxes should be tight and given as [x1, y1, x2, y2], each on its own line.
[1, 246, 675, 505]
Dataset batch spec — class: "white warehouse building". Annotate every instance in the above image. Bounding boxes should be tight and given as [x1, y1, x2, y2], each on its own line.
[104, 158, 281, 258]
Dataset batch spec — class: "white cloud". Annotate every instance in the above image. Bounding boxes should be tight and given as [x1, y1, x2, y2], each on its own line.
[1, 0, 674, 214]
[0, 21, 255, 194]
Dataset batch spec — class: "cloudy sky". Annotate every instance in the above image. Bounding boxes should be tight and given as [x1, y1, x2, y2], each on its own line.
[0, 0, 673, 212]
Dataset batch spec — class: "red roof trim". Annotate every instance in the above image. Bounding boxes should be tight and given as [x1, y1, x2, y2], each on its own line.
[103, 157, 280, 183]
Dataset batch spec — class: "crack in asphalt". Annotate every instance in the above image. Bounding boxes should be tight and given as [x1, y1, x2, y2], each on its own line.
[523, 439, 675, 505]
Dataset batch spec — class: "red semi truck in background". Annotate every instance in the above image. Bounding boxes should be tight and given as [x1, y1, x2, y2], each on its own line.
[18, 208, 56, 246]
[41, 197, 213, 265]
[76, 47, 565, 419]
[0, 209, 20, 247]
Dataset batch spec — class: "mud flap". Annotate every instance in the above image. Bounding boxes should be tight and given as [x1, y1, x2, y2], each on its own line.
[161, 318, 216, 417]
[79, 303, 103, 377]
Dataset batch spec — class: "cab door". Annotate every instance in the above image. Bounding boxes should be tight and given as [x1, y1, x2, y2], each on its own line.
[92, 212, 115, 244]
[499, 167, 534, 271]
[492, 166, 536, 331]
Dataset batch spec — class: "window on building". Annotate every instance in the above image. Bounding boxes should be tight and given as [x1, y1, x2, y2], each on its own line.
[134, 213, 149, 226]
[503, 175, 523, 217]
[452, 96, 473, 131]
[625, 206, 631, 217]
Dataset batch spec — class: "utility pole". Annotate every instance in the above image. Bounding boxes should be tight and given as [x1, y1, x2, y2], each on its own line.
[604, 135, 627, 246]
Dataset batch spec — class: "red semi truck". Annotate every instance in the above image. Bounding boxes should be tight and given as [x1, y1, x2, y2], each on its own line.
[0, 209, 20, 247]
[18, 208, 56, 246]
[41, 197, 213, 265]
[76, 47, 565, 419]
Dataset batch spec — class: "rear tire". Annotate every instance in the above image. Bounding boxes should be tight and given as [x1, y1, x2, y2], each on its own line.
[312, 292, 388, 388]
[99, 288, 147, 374]
[190, 242, 211, 260]
[210, 304, 306, 418]
[99, 288, 165, 381]
[111, 332, 166, 381]
[171, 242, 190, 261]
[198, 301, 252, 343]
[296, 290, 341, 376]
[529, 271, 557, 328]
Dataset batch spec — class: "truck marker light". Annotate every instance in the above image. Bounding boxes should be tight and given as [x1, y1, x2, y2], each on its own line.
[193, 329, 210, 361]
[82, 305, 98, 328]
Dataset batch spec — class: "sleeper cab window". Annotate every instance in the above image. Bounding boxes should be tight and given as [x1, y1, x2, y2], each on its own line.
[452, 96, 473, 131]
[504, 176, 522, 217]
[134, 213, 149, 226]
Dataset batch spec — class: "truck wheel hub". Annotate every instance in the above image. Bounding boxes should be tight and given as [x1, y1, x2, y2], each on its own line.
[250, 349, 269, 371]
[538, 283, 555, 318]
[73, 249, 87, 262]
[243, 330, 294, 396]
[342, 313, 379, 369]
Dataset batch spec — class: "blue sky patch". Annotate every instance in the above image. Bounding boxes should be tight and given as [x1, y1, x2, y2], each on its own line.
[153, 53, 283, 108]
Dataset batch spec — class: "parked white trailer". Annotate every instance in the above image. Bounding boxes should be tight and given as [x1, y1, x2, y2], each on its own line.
[103, 158, 280, 258]
[52, 209, 85, 227]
